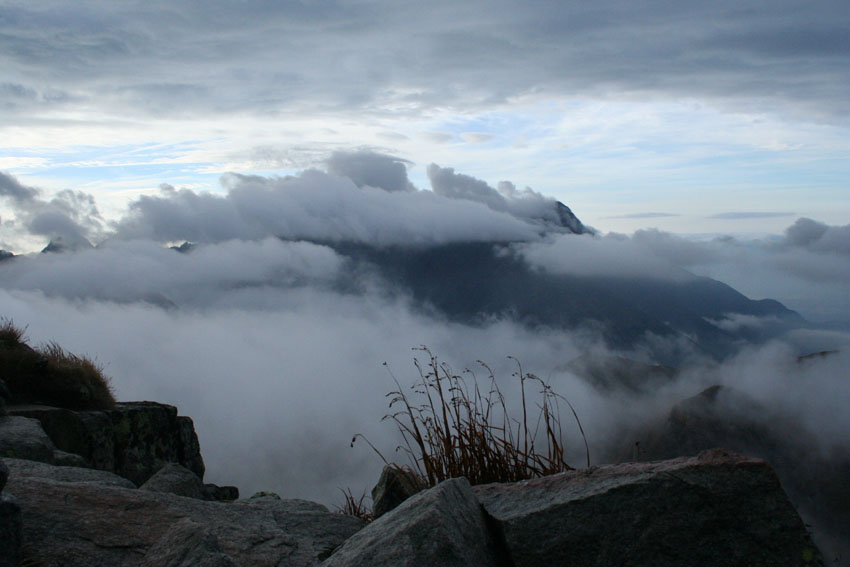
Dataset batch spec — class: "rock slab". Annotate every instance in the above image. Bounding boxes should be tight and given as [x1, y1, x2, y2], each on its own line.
[0, 458, 21, 567]
[0, 492, 22, 567]
[6, 460, 365, 567]
[323, 477, 505, 567]
[473, 448, 823, 567]
[141, 462, 206, 499]
[0, 416, 57, 462]
[8, 401, 205, 485]
[370, 464, 424, 519]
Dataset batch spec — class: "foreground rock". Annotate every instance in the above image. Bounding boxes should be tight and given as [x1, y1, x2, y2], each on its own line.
[7, 401, 204, 485]
[474, 449, 822, 567]
[6, 460, 365, 567]
[370, 465, 424, 519]
[140, 462, 206, 499]
[0, 458, 22, 567]
[5, 458, 135, 488]
[323, 477, 504, 567]
[624, 385, 850, 564]
[0, 416, 57, 463]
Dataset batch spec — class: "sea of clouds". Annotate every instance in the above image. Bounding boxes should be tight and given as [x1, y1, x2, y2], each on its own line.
[1, 151, 848, 506]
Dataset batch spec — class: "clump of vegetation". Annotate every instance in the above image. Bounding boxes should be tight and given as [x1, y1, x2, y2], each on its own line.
[336, 488, 374, 522]
[355, 347, 588, 490]
[0, 319, 116, 410]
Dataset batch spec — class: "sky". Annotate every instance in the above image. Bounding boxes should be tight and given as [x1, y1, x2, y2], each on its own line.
[0, 0, 849, 538]
[1, 0, 849, 237]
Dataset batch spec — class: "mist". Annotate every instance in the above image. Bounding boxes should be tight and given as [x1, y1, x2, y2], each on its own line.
[0, 155, 848, 516]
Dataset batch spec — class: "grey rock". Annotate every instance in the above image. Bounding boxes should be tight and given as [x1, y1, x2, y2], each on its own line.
[473, 449, 823, 567]
[204, 483, 239, 501]
[0, 492, 22, 567]
[0, 415, 56, 463]
[7, 460, 366, 567]
[5, 457, 136, 488]
[52, 449, 87, 467]
[108, 402, 205, 485]
[0, 457, 7, 492]
[140, 518, 238, 567]
[141, 462, 205, 499]
[624, 385, 850, 564]
[0, 378, 9, 418]
[370, 465, 424, 519]
[7, 401, 205, 485]
[249, 491, 281, 500]
[323, 477, 503, 567]
[176, 415, 205, 480]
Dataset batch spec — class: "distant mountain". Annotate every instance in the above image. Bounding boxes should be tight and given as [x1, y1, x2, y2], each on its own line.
[327, 240, 804, 365]
[40, 236, 93, 254]
[562, 354, 678, 395]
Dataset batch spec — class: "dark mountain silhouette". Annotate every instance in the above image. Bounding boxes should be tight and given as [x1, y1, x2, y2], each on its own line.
[326, 240, 803, 365]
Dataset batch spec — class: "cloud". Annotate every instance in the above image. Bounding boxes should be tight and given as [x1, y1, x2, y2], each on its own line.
[0, 238, 343, 307]
[708, 212, 795, 219]
[326, 150, 415, 193]
[0, 171, 40, 203]
[631, 228, 720, 267]
[517, 232, 694, 282]
[0, 282, 600, 506]
[626, 222, 850, 323]
[1, 267, 847, 515]
[4, 1, 848, 124]
[112, 168, 540, 246]
[427, 165, 587, 234]
[0, 172, 103, 247]
[781, 217, 850, 256]
[0, 163, 847, 526]
[603, 213, 680, 219]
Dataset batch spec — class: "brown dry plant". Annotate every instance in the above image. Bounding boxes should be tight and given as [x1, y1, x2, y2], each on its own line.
[356, 346, 589, 488]
[336, 487, 374, 522]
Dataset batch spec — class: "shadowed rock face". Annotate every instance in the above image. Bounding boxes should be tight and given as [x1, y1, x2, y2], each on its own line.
[7, 402, 204, 486]
[370, 465, 425, 519]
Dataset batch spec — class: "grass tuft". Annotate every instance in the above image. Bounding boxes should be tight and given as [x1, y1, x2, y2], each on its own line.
[356, 346, 588, 489]
[0, 319, 116, 410]
[0, 319, 26, 346]
[336, 488, 374, 522]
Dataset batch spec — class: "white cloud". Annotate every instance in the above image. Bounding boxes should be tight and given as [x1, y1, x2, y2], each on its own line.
[518, 233, 693, 282]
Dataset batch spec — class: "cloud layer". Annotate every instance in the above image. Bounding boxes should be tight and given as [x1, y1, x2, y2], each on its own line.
[3, 1, 848, 120]
[0, 155, 847, 515]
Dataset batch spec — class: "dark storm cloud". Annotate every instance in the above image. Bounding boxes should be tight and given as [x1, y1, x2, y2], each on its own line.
[2, 0, 848, 122]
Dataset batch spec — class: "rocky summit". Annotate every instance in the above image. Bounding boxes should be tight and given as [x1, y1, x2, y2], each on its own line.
[0, 399, 825, 567]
